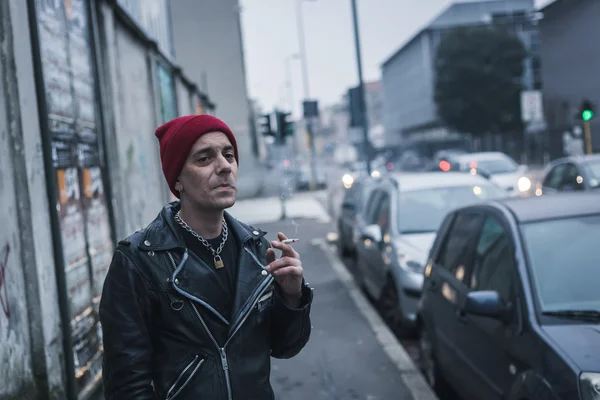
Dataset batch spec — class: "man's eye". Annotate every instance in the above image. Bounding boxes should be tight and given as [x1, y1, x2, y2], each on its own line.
[225, 153, 235, 160]
[197, 157, 209, 163]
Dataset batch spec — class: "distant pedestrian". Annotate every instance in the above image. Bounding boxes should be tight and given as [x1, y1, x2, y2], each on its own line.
[99, 114, 313, 399]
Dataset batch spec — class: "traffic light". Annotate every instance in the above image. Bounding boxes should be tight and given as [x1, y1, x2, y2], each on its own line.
[276, 111, 294, 144]
[259, 114, 273, 136]
[580, 99, 595, 122]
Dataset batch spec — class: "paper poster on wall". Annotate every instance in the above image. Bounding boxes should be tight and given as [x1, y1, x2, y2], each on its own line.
[36, 0, 76, 135]
[81, 166, 113, 300]
[57, 166, 93, 320]
[66, 0, 96, 131]
[37, 0, 106, 392]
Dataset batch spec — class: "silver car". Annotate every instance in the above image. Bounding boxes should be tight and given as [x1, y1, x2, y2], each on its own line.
[354, 172, 507, 336]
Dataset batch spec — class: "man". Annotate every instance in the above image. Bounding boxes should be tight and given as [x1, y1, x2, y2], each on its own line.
[99, 115, 313, 399]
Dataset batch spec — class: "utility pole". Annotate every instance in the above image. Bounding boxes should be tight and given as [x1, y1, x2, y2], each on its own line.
[584, 120, 593, 155]
[296, 0, 318, 190]
[350, 0, 372, 175]
[580, 99, 595, 154]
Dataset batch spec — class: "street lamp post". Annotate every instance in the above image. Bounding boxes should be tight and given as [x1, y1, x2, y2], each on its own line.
[284, 54, 299, 113]
[285, 54, 300, 155]
[296, 0, 318, 190]
[296, 0, 311, 99]
[350, 0, 372, 175]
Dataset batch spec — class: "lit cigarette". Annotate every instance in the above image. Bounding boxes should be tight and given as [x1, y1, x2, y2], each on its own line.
[282, 238, 299, 244]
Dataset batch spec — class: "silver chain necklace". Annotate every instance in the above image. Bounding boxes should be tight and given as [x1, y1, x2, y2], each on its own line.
[174, 210, 228, 269]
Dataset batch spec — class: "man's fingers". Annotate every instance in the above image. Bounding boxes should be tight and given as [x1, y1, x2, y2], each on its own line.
[266, 256, 300, 272]
[270, 240, 298, 257]
[269, 265, 303, 277]
[277, 232, 288, 241]
[266, 248, 276, 265]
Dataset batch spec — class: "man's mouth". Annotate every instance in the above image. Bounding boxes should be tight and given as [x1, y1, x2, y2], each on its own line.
[215, 183, 235, 189]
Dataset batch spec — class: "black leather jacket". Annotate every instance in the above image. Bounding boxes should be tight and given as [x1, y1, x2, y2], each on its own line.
[99, 203, 313, 399]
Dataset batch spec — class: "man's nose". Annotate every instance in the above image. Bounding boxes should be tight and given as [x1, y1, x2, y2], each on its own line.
[216, 154, 232, 173]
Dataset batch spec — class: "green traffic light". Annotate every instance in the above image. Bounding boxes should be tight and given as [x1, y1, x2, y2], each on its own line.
[582, 109, 594, 121]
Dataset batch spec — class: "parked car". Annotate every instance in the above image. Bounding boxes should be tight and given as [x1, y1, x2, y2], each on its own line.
[295, 165, 327, 191]
[451, 152, 532, 195]
[418, 192, 600, 400]
[538, 154, 600, 194]
[353, 172, 507, 336]
[337, 177, 376, 258]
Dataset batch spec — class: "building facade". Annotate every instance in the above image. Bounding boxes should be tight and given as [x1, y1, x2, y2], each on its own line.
[381, 0, 538, 147]
[539, 0, 600, 155]
[0, 0, 214, 398]
[170, 0, 263, 199]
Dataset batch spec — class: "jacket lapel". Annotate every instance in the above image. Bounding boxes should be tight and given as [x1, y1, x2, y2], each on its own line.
[225, 213, 272, 332]
[136, 205, 272, 330]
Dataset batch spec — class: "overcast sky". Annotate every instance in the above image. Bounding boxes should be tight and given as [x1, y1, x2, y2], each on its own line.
[240, 0, 553, 117]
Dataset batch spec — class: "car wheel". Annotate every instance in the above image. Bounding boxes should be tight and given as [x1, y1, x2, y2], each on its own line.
[378, 276, 413, 338]
[419, 326, 455, 398]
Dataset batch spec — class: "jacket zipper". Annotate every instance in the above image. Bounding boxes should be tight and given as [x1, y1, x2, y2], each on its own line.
[166, 355, 204, 400]
[168, 247, 273, 400]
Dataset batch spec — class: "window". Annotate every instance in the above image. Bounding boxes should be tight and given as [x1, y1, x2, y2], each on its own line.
[397, 185, 506, 234]
[436, 213, 483, 277]
[543, 164, 567, 189]
[521, 215, 600, 312]
[470, 216, 515, 302]
[559, 163, 584, 191]
[375, 193, 391, 235]
[364, 190, 384, 225]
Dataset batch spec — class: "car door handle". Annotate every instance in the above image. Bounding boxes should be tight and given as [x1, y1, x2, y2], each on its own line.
[427, 280, 438, 291]
[456, 309, 468, 324]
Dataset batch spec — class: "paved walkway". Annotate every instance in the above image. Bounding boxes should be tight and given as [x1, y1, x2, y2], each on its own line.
[250, 217, 437, 400]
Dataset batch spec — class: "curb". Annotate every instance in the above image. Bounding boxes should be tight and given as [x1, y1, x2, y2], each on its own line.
[313, 238, 439, 400]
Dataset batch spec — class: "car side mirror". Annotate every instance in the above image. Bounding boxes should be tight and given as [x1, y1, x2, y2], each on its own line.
[463, 291, 507, 320]
[361, 224, 382, 243]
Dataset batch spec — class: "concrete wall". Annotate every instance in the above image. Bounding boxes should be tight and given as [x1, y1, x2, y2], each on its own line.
[0, 0, 66, 398]
[1, 0, 218, 397]
[101, 6, 167, 239]
[170, 0, 263, 199]
[175, 76, 193, 116]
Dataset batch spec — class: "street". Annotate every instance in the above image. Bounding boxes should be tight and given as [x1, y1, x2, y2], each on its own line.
[228, 193, 437, 400]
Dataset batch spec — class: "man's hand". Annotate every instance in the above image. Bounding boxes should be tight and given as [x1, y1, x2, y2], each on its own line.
[266, 232, 304, 308]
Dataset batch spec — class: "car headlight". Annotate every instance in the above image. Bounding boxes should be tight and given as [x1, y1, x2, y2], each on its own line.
[342, 174, 354, 188]
[580, 373, 600, 400]
[517, 176, 532, 192]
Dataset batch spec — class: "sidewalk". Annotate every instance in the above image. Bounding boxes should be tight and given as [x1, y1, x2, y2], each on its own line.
[251, 217, 436, 400]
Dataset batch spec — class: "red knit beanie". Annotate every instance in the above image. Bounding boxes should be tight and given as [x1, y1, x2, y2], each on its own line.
[155, 114, 239, 198]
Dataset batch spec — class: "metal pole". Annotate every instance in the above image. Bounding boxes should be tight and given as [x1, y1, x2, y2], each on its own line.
[296, 0, 310, 99]
[296, 0, 318, 190]
[350, 0, 372, 175]
[285, 56, 295, 113]
[584, 120, 593, 154]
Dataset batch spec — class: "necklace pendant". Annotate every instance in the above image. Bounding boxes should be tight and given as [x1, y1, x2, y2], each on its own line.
[214, 255, 224, 269]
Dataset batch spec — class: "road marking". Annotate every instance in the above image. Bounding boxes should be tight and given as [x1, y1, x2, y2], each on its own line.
[315, 238, 439, 400]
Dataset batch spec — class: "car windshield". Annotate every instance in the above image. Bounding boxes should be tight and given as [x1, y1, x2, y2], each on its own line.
[397, 184, 506, 233]
[584, 160, 600, 188]
[468, 157, 518, 175]
[521, 215, 600, 313]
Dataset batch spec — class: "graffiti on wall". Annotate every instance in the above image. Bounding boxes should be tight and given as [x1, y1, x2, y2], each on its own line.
[0, 244, 10, 321]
